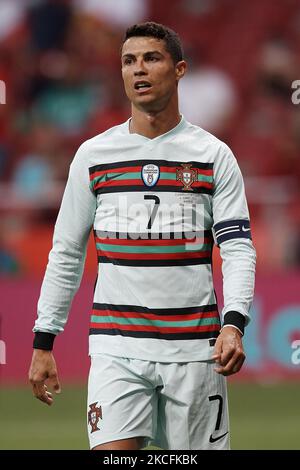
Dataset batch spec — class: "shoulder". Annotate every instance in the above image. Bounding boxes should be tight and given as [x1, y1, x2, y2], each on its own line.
[183, 119, 235, 164]
[79, 121, 128, 152]
[72, 121, 129, 166]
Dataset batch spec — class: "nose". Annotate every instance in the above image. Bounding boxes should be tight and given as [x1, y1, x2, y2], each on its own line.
[134, 69, 147, 76]
[133, 58, 147, 76]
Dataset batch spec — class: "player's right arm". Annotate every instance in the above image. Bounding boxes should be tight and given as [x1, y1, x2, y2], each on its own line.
[29, 141, 96, 404]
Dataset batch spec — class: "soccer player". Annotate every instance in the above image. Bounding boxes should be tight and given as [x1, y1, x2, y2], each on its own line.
[29, 22, 256, 450]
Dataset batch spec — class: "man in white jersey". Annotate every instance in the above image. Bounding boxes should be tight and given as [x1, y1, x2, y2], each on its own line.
[29, 22, 256, 450]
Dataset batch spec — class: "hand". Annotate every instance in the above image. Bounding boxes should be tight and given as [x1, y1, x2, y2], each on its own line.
[28, 349, 61, 406]
[212, 326, 245, 376]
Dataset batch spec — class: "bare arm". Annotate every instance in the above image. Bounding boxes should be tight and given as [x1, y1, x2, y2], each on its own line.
[29, 349, 61, 406]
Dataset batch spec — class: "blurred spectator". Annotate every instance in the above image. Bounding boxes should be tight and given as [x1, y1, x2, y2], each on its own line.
[0, 100, 9, 179]
[27, 0, 72, 51]
[64, 12, 125, 73]
[179, 0, 217, 15]
[285, 194, 300, 267]
[31, 51, 103, 136]
[231, 36, 300, 181]
[179, 52, 238, 135]
[0, 247, 19, 274]
[86, 73, 130, 137]
[257, 37, 298, 100]
[179, 65, 237, 135]
[0, 220, 20, 275]
[12, 122, 67, 202]
[74, 0, 149, 28]
[0, 0, 27, 42]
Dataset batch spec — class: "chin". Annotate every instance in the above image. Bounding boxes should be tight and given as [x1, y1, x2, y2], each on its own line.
[134, 97, 163, 112]
[135, 101, 155, 110]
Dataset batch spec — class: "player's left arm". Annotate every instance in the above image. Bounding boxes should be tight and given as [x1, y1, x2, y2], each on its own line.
[211, 144, 256, 376]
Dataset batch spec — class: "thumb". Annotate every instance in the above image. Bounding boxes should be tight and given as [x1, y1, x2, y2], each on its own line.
[54, 380, 61, 394]
[49, 373, 61, 394]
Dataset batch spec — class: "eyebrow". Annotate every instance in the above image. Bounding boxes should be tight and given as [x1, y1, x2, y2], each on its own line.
[122, 50, 164, 59]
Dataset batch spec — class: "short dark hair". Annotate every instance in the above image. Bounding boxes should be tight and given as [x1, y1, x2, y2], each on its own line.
[123, 22, 184, 64]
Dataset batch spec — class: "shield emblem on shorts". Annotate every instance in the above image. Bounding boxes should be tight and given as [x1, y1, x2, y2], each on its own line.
[88, 402, 102, 433]
[142, 164, 160, 187]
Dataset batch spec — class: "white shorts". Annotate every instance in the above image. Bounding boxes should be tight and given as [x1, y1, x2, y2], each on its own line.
[87, 354, 229, 450]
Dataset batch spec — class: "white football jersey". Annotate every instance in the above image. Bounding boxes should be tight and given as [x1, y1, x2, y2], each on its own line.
[34, 116, 256, 362]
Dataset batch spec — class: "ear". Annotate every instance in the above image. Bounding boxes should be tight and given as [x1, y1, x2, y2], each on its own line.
[175, 60, 187, 82]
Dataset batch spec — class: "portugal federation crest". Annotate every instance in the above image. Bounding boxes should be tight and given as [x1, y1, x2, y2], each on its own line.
[88, 402, 102, 433]
[176, 163, 198, 191]
[142, 164, 160, 187]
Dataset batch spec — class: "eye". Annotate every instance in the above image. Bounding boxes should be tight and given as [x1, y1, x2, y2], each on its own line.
[123, 58, 133, 65]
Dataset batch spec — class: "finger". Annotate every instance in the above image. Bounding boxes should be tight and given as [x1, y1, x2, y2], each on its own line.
[36, 392, 53, 406]
[36, 395, 53, 406]
[33, 382, 47, 400]
[211, 352, 221, 363]
[214, 349, 235, 371]
[33, 382, 53, 406]
[212, 339, 222, 363]
[215, 351, 245, 376]
[215, 353, 239, 375]
[219, 346, 235, 366]
[32, 381, 43, 397]
[232, 354, 246, 374]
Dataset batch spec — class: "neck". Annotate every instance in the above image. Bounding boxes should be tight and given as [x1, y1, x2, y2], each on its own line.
[129, 97, 181, 139]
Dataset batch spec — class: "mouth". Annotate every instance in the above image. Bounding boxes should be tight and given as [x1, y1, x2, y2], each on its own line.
[134, 80, 152, 94]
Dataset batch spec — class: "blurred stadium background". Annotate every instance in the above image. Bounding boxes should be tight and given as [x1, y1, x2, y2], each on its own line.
[0, 0, 300, 450]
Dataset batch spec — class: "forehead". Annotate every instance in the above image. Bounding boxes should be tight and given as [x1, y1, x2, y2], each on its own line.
[122, 36, 168, 57]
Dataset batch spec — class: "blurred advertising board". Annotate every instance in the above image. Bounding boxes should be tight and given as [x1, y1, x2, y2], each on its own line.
[0, 273, 300, 383]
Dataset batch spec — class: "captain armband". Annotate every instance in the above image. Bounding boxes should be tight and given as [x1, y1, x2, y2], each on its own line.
[213, 219, 252, 246]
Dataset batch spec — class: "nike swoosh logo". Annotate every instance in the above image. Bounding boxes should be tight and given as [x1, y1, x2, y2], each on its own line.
[99, 173, 123, 183]
[209, 431, 228, 443]
[242, 226, 251, 232]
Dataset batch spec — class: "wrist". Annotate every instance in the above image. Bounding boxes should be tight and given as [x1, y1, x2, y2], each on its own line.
[33, 332, 56, 351]
[223, 311, 245, 335]
[221, 324, 243, 336]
